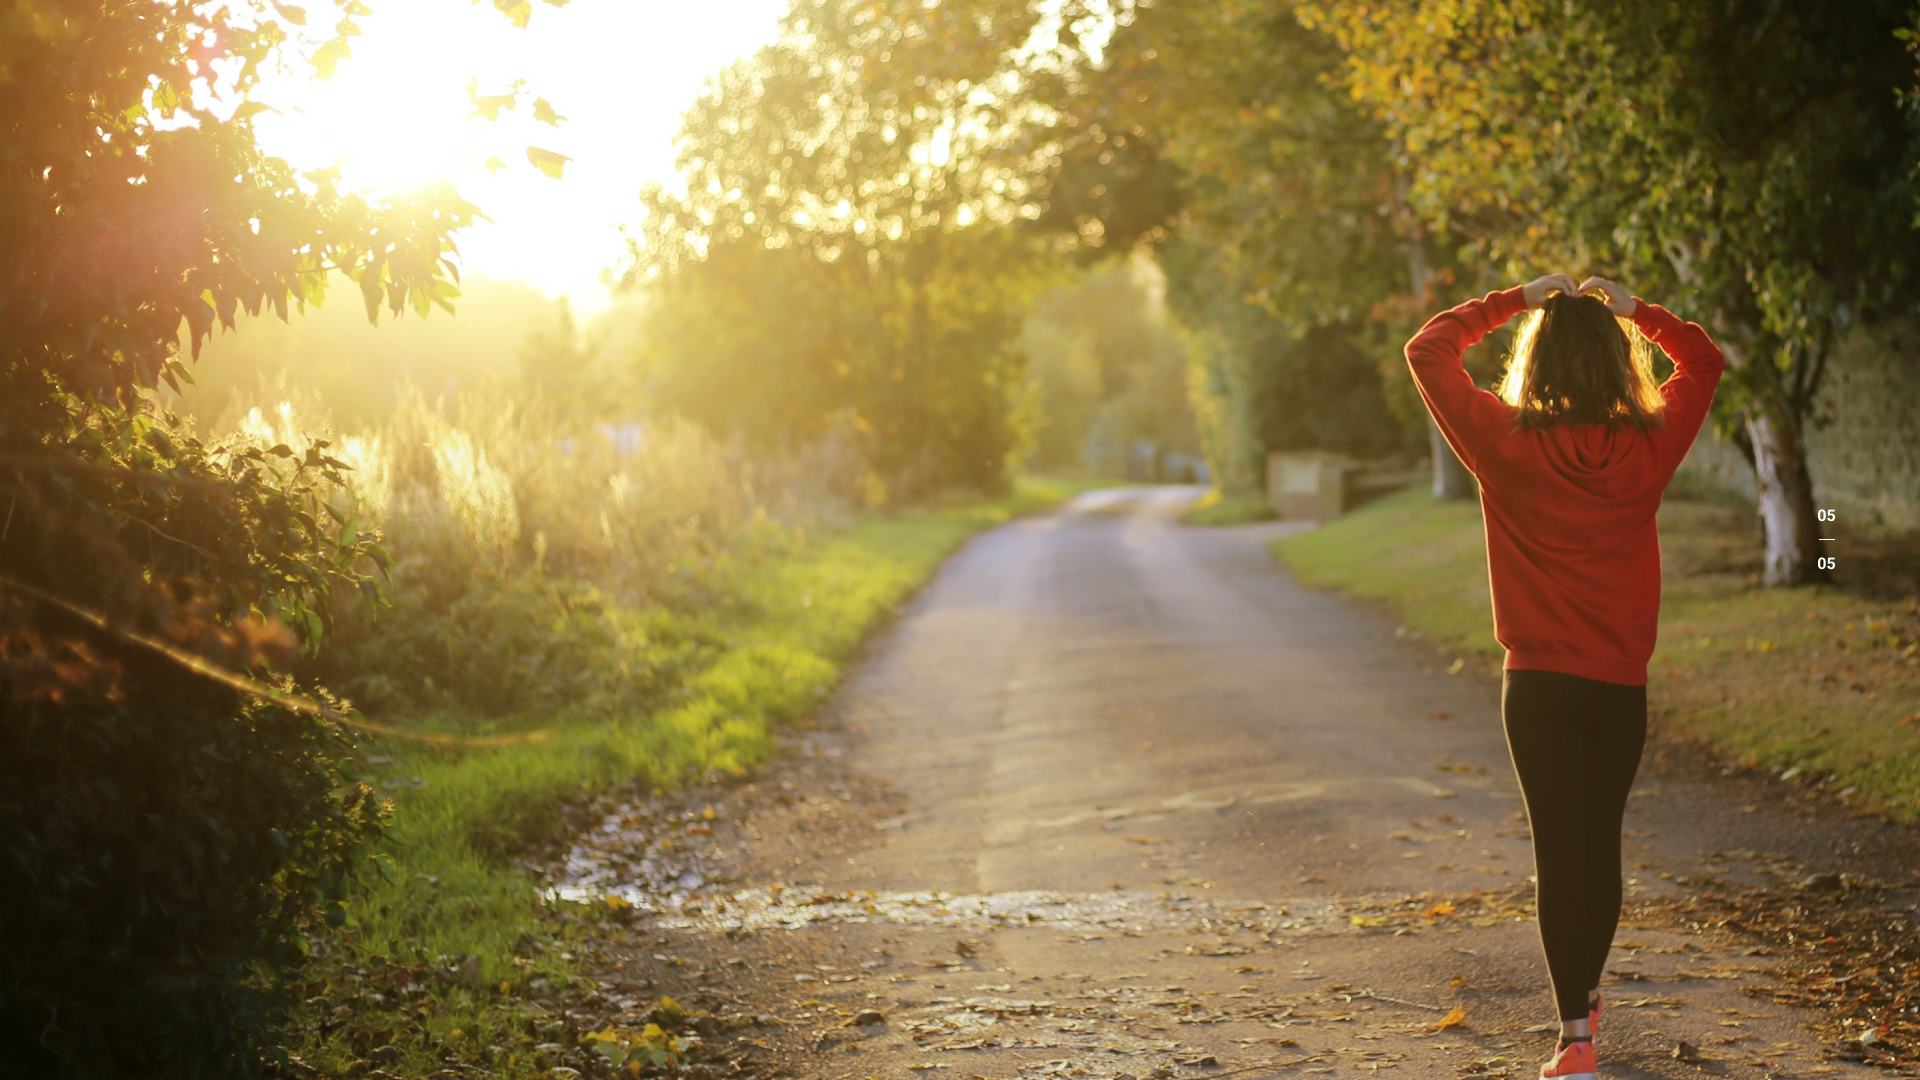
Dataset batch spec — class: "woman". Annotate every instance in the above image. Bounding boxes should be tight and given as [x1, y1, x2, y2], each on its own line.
[1405, 274, 1725, 1080]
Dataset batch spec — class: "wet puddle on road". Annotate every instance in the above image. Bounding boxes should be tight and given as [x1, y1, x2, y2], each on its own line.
[545, 753, 1898, 1079]
[550, 791, 1573, 1077]
[546, 792, 1534, 941]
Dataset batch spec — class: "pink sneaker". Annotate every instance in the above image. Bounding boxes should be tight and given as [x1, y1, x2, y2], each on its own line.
[1540, 1039, 1597, 1080]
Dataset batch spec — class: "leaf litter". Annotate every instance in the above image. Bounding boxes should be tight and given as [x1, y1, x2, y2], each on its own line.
[1628, 873, 1920, 1067]
[539, 735, 1920, 1080]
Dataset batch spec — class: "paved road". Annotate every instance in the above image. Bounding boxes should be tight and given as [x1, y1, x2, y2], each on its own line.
[583, 488, 1913, 1080]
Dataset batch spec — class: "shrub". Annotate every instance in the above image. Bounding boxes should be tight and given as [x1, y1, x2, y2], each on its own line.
[0, 402, 394, 1078]
[294, 389, 850, 724]
[0, 665, 387, 1079]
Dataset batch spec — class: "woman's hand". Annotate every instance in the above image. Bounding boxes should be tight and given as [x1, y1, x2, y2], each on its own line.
[1577, 276, 1638, 317]
[1522, 274, 1580, 309]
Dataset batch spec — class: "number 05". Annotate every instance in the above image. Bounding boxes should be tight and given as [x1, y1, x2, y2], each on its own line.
[1817, 556, 1835, 571]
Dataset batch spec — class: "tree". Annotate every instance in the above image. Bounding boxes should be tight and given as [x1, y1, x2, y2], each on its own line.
[625, 0, 1078, 498]
[1064, 0, 1435, 490]
[1301, 0, 1920, 584]
[1017, 260, 1198, 474]
[0, 1, 539, 1069]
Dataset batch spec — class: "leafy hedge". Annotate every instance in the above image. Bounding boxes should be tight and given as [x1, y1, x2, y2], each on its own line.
[0, 660, 386, 1078]
[0, 400, 394, 1077]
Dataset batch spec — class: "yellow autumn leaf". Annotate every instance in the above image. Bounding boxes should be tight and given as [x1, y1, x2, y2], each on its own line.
[527, 146, 570, 179]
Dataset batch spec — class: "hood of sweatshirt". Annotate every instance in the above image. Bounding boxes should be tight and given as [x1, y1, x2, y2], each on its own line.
[1519, 423, 1657, 502]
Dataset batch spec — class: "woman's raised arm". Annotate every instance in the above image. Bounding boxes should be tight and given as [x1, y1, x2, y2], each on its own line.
[1404, 275, 1574, 472]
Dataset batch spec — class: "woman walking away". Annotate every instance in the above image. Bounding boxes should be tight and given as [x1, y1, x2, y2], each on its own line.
[1405, 275, 1724, 1080]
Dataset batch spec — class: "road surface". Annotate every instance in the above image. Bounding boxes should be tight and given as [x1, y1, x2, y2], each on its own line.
[571, 487, 1915, 1080]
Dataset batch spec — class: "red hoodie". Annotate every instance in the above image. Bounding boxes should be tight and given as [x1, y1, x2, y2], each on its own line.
[1405, 286, 1725, 686]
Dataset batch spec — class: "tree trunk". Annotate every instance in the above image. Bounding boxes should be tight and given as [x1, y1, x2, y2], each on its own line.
[1745, 409, 1826, 586]
[1404, 220, 1475, 501]
[1430, 415, 1477, 500]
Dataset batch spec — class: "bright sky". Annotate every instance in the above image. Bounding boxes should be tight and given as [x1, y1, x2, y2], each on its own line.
[254, 0, 791, 314]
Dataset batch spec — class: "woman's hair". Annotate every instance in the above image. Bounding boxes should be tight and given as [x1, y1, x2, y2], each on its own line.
[1496, 293, 1665, 431]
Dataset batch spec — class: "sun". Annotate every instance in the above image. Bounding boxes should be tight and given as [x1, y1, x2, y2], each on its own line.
[249, 0, 793, 310]
[254, 1, 522, 197]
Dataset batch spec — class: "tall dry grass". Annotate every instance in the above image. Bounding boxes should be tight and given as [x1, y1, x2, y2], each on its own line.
[219, 386, 863, 725]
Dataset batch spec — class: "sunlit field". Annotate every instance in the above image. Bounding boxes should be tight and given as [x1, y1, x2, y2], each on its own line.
[3, 0, 1917, 1076]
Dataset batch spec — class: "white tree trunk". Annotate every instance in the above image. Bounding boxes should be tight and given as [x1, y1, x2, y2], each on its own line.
[1746, 409, 1825, 586]
[1429, 415, 1477, 500]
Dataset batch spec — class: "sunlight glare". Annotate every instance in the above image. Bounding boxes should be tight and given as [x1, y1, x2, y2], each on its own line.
[253, 0, 791, 311]
[257, 0, 512, 197]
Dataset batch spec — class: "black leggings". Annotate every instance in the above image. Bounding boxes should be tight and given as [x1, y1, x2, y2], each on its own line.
[1501, 669, 1648, 1021]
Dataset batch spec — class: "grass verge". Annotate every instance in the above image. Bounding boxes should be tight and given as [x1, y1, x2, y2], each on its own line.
[1179, 488, 1277, 527]
[286, 478, 1094, 1077]
[1271, 486, 1920, 820]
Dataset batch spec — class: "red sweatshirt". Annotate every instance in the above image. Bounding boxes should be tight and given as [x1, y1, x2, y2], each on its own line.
[1405, 286, 1725, 686]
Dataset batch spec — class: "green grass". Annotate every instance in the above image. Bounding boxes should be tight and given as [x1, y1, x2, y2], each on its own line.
[1272, 487, 1920, 820]
[1274, 487, 1499, 658]
[290, 477, 1095, 1075]
[1179, 488, 1278, 527]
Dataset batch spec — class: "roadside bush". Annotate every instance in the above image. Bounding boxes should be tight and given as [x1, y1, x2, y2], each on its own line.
[281, 390, 851, 724]
[0, 401, 394, 1078]
[0, 666, 386, 1080]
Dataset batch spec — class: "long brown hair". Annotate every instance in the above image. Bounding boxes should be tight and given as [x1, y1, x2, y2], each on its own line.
[1497, 293, 1664, 431]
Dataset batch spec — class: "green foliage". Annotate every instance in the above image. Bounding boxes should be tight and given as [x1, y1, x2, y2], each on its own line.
[1162, 237, 1423, 488]
[1179, 489, 1276, 527]
[1303, 0, 1920, 399]
[0, 392, 399, 1079]
[0, 1, 528, 1071]
[638, 231, 1045, 499]
[626, 0, 1085, 499]
[0, 2, 475, 411]
[206, 386, 820, 722]
[1017, 260, 1198, 474]
[0, 671, 390, 1077]
[1106, 1, 1409, 329]
[1298, 0, 1920, 579]
[1077, 1, 1430, 488]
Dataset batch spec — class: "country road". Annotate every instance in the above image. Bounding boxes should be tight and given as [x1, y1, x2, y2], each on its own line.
[567, 487, 1917, 1080]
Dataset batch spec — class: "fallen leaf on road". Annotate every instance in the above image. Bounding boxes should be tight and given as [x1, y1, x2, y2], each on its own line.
[1428, 1006, 1467, 1032]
